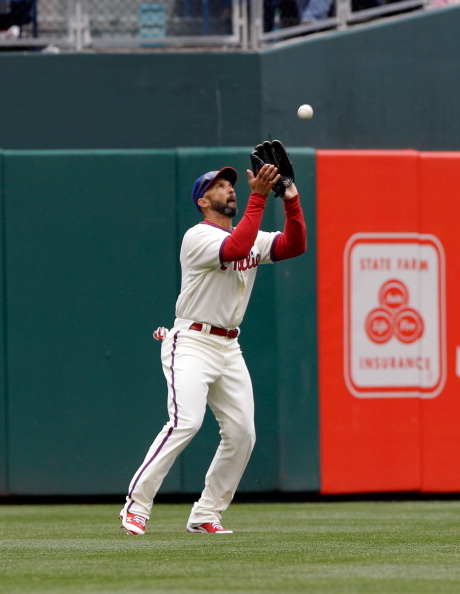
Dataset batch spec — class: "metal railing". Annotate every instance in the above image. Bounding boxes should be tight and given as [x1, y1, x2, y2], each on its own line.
[0, 0, 447, 51]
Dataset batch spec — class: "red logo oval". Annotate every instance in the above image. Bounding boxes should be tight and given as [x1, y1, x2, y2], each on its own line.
[378, 279, 409, 311]
[365, 308, 394, 344]
[395, 308, 424, 343]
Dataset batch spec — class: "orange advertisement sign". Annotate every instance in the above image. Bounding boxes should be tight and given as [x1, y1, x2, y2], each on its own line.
[317, 150, 460, 494]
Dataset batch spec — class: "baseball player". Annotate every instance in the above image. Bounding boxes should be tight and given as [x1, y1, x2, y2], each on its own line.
[120, 156, 306, 535]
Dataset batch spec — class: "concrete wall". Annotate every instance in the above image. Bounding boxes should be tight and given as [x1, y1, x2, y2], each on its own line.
[0, 6, 459, 151]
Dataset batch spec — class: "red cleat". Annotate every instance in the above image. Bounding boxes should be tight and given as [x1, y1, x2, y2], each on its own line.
[186, 522, 233, 534]
[120, 509, 147, 535]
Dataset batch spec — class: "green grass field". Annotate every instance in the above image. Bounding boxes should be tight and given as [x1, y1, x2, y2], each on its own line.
[1, 500, 459, 593]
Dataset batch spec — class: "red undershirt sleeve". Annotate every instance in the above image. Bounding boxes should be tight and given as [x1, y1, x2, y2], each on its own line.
[271, 195, 307, 261]
[220, 193, 267, 262]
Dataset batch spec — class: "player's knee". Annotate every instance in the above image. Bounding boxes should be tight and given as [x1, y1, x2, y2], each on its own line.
[182, 415, 204, 437]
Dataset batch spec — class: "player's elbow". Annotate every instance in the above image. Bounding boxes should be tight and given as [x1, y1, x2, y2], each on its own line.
[293, 241, 307, 258]
[300, 235, 307, 255]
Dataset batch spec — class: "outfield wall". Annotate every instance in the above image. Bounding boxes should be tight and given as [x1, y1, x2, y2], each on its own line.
[0, 148, 318, 497]
[1, 148, 459, 498]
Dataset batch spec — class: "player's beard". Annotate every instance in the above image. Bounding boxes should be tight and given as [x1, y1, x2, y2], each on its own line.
[209, 197, 237, 218]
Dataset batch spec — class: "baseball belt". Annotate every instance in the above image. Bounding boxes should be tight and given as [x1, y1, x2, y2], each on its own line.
[189, 322, 239, 339]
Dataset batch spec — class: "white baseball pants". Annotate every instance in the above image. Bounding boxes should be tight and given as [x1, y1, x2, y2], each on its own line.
[124, 319, 256, 526]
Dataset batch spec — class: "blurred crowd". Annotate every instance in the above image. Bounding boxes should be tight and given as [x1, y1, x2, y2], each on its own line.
[263, 0, 410, 30]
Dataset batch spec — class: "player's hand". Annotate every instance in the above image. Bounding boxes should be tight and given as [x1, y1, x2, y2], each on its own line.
[153, 327, 169, 341]
[247, 164, 281, 197]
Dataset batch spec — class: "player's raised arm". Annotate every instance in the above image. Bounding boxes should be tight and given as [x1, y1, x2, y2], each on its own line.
[249, 140, 306, 261]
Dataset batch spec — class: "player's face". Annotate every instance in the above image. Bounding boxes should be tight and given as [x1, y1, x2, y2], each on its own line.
[205, 178, 238, 218]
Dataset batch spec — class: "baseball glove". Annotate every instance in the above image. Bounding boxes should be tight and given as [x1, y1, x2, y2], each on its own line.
[250, 139, 295, 197]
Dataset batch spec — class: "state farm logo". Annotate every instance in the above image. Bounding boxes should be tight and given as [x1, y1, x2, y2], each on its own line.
[365, 279, 424, 344]
[344, 233, 446, 398]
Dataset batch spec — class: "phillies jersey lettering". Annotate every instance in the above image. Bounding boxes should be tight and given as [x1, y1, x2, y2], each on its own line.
[220, 251, 261, 272]
[233, 251, 261, 272]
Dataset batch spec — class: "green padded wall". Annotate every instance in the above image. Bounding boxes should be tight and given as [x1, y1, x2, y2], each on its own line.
[1, 148, 319, 497]
[0, 154, 6, 494]
[4, 150, 178, 495]
[274, 149, 319, 491]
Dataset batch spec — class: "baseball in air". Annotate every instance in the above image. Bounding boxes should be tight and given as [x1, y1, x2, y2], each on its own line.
[297, 104, 314, 120]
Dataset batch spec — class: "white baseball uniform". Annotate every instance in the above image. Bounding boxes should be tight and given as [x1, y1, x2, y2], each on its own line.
[122, 191, 306, 529]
